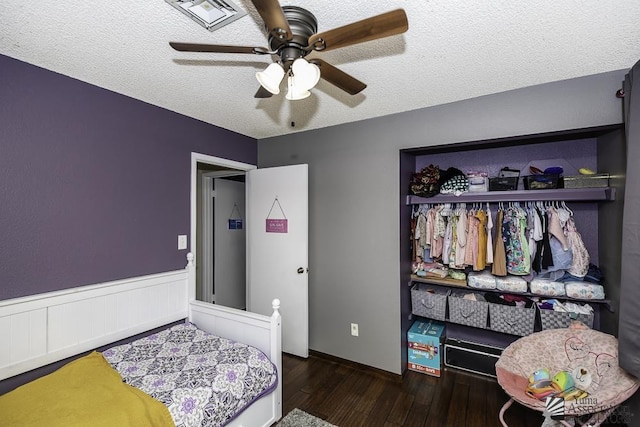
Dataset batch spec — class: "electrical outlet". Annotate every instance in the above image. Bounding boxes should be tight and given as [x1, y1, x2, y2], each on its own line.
[178, 235, 188, 250]
[350, 323, 359, 337]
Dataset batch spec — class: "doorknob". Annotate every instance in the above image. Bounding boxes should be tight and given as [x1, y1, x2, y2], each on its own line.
[297, 267, 308, 274]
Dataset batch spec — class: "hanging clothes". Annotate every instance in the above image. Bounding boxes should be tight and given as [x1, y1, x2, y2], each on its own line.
[464, 209, 480, 268]
[565, 217, 590, 278]
[410, 212, 417, 261]
[448, 211, 459, 268]
[414, 210, 428, 260]
[441, 204, 454, 264]
[485, 204, 494, 265]
[425, 207, 436, 256]
[430, 206, 446, 259]
[454, 205, 468, 268]
[492, 208, 508, 276]
[503, 205, 530, 275]
[542, 207, 555, 269]
[533, 204, 554, 271]
[547, 207, 570, 251]
[475, 208, 488, 271]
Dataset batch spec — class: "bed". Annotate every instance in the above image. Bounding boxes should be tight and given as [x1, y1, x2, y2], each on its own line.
[0, 254, 282, 427]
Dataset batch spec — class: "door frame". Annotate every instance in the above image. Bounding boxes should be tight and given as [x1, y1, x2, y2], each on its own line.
[190, 153, 256, 302]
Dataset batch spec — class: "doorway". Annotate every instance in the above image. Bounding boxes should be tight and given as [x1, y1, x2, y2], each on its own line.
[191, 154, 310, 358]
[199, 172, 246, 308]
[191, 153, 256, 305]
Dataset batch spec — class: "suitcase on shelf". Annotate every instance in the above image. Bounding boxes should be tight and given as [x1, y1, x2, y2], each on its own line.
[444, 338, 503, 378]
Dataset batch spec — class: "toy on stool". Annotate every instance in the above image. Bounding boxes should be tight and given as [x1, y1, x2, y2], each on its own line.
[551, 370, 589, 400]
[525, 369, 590, 401]
[572, 366, 593, 391]
[525, 368, 556, 400]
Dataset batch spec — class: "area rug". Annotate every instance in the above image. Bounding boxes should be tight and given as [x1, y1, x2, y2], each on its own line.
[277, 408, 337, 427]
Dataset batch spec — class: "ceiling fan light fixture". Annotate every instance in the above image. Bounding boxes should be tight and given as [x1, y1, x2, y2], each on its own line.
[256, 63, 285, 94]
[285, 75, 311, 100]
[291, 58, 320, 91]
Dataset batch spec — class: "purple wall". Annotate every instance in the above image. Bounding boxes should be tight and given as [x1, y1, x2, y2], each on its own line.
[0, 54, 257, 300]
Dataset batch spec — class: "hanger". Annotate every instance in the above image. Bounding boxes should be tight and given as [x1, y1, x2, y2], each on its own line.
[561, 200, 574, 216]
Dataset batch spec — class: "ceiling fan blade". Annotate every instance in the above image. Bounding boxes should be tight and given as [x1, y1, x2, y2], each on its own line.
[308, 9, 408, 52]
[169, 42, 271, 55]
[251, 0, 292, 42]
[254, 86, 273, 98]
[310, 59, 367, 95]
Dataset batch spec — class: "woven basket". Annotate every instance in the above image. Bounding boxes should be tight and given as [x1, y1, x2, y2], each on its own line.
[411, 283, 448, 321]
[538, 307, 594, 330]
[488, 303, 536, 336]
[448, 293, 488, 329]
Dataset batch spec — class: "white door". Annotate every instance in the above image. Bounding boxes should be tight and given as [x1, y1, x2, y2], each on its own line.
[246, 164, 308, 358]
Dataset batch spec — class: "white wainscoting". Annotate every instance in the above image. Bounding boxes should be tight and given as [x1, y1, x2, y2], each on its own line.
[0, 269, 189, 380]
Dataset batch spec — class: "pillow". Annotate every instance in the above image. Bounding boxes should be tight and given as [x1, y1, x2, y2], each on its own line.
[0, 351, 173, 426]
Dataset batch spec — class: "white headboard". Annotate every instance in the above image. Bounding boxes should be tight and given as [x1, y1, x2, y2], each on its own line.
[0, 267, 189, 380]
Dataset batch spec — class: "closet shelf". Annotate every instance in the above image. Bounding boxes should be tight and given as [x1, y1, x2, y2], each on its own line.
[410, 274, 611, 306]
[406, 187, 615, 205]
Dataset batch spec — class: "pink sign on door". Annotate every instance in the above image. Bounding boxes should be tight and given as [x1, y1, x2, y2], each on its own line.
[265, 197, 288, 233]
[266, 218, 288, 233]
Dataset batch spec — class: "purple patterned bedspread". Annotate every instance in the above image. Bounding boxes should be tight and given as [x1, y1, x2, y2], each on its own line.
[102, 322, 278, 427]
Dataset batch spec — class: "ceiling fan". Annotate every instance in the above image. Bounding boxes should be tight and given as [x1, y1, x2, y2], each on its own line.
[169, 0, 408, 99]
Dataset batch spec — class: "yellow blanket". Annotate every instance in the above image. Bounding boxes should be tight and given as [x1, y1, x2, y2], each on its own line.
[0, 351, 174, 426]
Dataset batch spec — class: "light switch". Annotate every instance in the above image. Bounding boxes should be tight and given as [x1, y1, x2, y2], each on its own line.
[178, 235, 188, 250]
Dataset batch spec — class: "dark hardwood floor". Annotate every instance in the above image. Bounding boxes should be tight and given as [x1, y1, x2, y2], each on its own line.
[280, 351, 627, 427]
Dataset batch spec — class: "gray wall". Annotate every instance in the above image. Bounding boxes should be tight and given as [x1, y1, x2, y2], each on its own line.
[258, 70, 627, 375]
[0, 54, 257, 301]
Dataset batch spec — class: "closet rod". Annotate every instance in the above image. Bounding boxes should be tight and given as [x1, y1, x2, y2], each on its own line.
[406, 187, 615, 205]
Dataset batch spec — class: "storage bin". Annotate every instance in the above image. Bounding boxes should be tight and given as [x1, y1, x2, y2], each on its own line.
[488, 303, 536, 336]
[411, 283, 449, 321]
[444, 338, 502, 378]
[529, 278, 566, 297]
[495, 275, 528, 293]
[489, 177, 518, 191]
[565, 281, 606, 300]
[467, 270, 497, 289]
[489, 167, 520, 191]
[538, 306, 594, 329]
[563, 173, 610, 188]
[467, 171, 488, 192]
[523, 174, 563, 190]
[447, 291, 489, 328]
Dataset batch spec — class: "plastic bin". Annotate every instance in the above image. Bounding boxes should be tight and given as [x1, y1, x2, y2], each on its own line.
[489, 177, 518, 191]
[523, 174, 562, 190]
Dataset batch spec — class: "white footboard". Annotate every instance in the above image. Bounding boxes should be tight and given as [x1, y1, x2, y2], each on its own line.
[189, 299, 283, 427]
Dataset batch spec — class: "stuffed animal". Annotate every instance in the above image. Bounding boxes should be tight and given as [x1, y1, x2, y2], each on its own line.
[526, 368, 555, 400]
[551, 370, 589, 401]
[525, 368, 589, 401]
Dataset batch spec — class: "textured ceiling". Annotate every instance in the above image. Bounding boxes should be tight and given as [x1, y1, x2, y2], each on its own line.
[1, 1, 639, 139]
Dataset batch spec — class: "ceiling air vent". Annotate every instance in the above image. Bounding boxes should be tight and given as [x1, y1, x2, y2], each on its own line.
[166, 0, 247, 32]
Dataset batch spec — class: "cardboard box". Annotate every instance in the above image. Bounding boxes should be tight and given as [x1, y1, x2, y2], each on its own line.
[407, 319, 445, 377]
